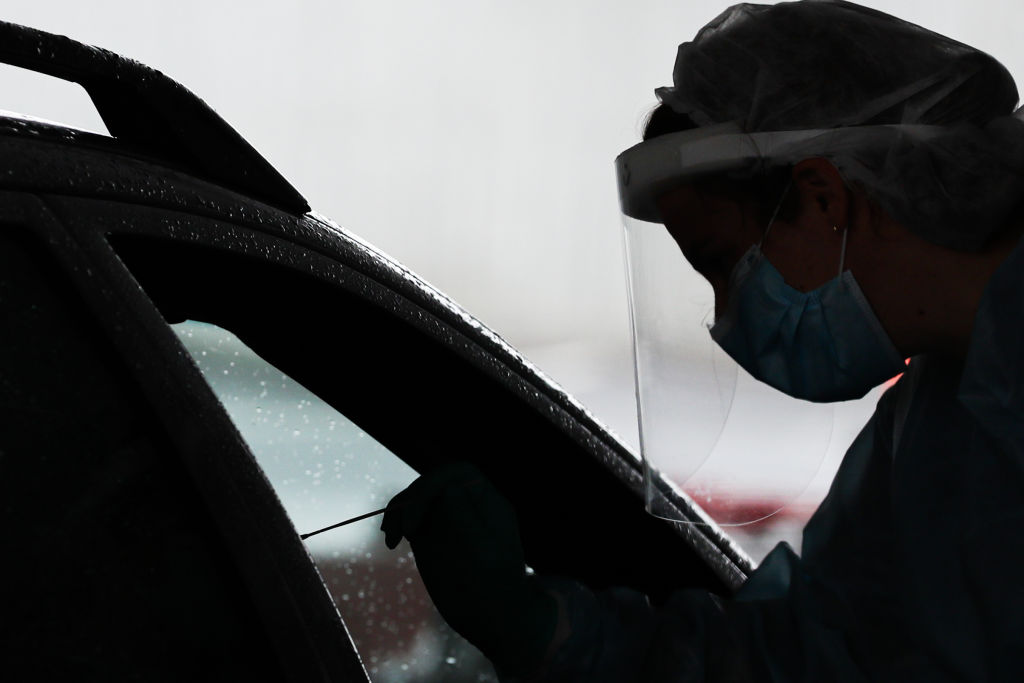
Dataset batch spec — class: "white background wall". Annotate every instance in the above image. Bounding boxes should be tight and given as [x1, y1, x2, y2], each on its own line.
[3, 1, 1021, 527]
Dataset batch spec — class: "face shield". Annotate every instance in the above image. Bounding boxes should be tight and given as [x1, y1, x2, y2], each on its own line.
[616, 123, 923, 526]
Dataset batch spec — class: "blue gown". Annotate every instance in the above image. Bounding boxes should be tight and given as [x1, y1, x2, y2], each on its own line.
[510, 237, 1024, 682]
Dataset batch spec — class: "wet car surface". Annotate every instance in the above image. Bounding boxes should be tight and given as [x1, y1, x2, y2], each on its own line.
[0, 20, 750, 681]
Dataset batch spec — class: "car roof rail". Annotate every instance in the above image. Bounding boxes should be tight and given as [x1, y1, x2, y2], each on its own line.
[0, 21, 310, 214]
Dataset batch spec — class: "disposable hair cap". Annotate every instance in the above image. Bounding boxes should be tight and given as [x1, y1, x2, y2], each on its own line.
[655, 0, 1024, 251]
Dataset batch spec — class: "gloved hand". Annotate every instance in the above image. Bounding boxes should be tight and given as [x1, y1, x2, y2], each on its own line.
[381, 461, 559, 677]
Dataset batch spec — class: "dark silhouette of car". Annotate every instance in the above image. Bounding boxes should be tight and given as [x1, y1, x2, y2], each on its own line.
[0, 20, 751, 681]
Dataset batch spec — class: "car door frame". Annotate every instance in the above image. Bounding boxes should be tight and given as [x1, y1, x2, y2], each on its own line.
[0, 189, 373, 682]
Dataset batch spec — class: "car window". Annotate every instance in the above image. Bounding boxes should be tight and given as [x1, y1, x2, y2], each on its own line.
[109, 223, 747, 619]
[173, 320, 499, 682]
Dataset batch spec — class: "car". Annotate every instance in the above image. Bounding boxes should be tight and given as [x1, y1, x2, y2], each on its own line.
[0, 20, 752, 681]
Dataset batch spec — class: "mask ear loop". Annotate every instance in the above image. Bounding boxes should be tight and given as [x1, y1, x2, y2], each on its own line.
[760, 179, 793, 249]
[837, 225, 849, 277]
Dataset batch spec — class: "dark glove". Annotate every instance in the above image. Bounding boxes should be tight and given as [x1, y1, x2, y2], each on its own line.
[381, 461, 559, 676]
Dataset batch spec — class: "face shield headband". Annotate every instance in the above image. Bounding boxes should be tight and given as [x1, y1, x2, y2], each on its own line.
[616, 121, 945, 222]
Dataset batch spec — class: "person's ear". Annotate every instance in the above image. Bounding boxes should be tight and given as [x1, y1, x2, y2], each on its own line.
[790, 158, 849, 230]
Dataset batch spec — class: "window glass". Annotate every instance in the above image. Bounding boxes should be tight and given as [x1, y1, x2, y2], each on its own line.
[173, 320, 498, 682]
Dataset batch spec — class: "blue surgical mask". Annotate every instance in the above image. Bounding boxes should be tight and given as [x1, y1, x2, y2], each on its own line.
[709, 227, 905, 402]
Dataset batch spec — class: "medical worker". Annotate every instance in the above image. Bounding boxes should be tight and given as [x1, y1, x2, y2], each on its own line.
[382, 1, 1024, 680]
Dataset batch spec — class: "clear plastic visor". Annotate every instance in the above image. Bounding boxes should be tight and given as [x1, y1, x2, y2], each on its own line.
[623, 213, 833, 526]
